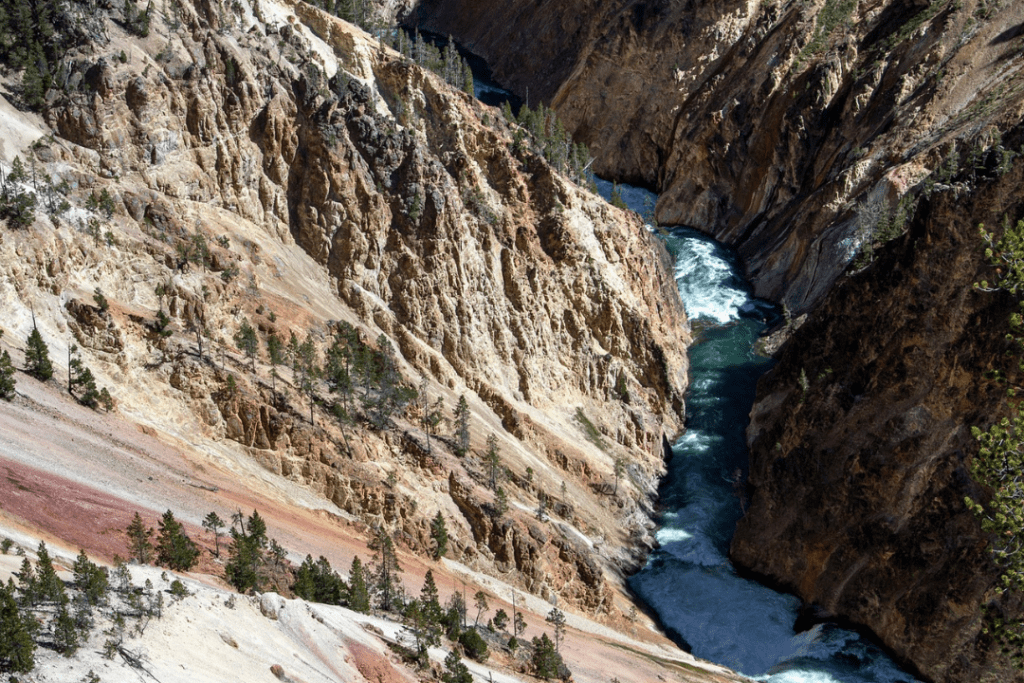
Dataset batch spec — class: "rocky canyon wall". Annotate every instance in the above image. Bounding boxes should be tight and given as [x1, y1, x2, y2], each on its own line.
[407, 0, 1024, 314]
[731, 123, 1024, 682]
[404, 1, 1024, 680]
[1, 0, 690, 623]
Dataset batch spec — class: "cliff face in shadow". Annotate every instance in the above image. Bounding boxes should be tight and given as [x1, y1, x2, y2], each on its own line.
[732, 123, 1024, 682]
[407, 0, 1024, 315]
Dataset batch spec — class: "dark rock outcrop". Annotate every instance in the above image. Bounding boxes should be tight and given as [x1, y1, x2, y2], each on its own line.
[732, 125, 1024, 682]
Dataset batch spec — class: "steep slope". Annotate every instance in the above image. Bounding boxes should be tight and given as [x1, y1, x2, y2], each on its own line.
[402, 1, 1024, 681]
[732, 123, 1024, 682]
[0, 0, 698, 679]
[408, 0, 1024, 314]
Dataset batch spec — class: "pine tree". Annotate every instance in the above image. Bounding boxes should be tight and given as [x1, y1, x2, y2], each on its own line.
[484, 432, 501, 490]
[155, 510, 199, 571]
[452, 394, 470, 456]
[52, 594, 79, 655]
[424, 395, 444, 455]
[369, 528, 403, 612]
[495, 487, 509, 518]
[0, 346, 16, 400]
[473, 590, 489, 627]
[546, 607, 566, 653]
[15, 557, 38, 608]
[513, 604, 526, 637]
[34, 541, 64, 604]
[430, 511, 448, 560]
[202, 511, 225, 557]
[72, 550, 109, 606]
[458, 627, 489, 662]
[441, 649, 472, 683]
[24, 320, 53, 381]
[462, 62, 474, 96]
[234, 318, 259, 373]
[68, 344, 101, 408]
[531, 632, 565, 679]
[266, 332, 284, 396]
[291, 555, 346, 605]
[419, 569, 443, 625]
[21, 59, 44, 109]
[225, 510, 267, 593]
[401, 599, 438, 662]
[0, 581, 36, 673]
[362, 335, 415, 430]
[126, 512, 153, 564]
[347, 555, 370, 613]
[614, 456, 627, 495]
[443, 590, 466, 640]
[295, 334, 320, 425]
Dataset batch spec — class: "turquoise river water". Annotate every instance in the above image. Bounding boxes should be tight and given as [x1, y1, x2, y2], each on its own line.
[594, 180, 920, 683]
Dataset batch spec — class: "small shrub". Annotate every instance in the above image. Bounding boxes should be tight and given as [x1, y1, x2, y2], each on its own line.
[458, 628, 489, 662]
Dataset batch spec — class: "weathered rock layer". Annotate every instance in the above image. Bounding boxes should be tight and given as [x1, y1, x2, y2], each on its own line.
[408, 0, 1024, 314]
[1, 0, 689, 624]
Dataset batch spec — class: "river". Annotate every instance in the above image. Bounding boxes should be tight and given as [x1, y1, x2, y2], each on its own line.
[594, 180, 920, 683]
[421, 31, 922, 682]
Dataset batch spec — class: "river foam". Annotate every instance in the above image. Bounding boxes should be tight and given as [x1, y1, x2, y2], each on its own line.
[596, 179, 920, 683]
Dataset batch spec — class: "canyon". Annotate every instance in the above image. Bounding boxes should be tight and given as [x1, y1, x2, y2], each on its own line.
[407, 0, 1024, 681]
[4, 0, 1024, 682]
[0, 0, 721, 681]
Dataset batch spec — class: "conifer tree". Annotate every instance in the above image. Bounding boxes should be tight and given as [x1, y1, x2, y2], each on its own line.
[21, 60, 44, 109]
[546, 607, 566, 653]
[441, 649, 472, 683]
[347, 555, 370, 613]
[484, 433, 501, 490]
[295, 334, 320, 425]
[202, 512, 225, 557]
[531, 632, 565, 679]
[225, 510, 268, 593]
[126, 512, 153, 564]
[291, 555, 347, 605]
[24, 319, 53, 381]
[419, 569, 443, 625]
[15, 557, 38, 608]
[430, 511, 448, 560]
[492, 608, 509, 632]
[34, 541, 64, 605]
[369, 527, 403, 612]
[52, 594, 79, 655]
[72, 550, 109, 606]
[234, 318, 259, 373]
[452, 394, 470, 456]
[401, 599, 438, 662]
[266, 332, 284, 396]
[0, 332, 16, 400]
[495, 487, 509, 518]
[0, 581, 36, 673]
[362, 335, 415, 430]
[473, 590, 489, 627]
[68, 344, 100, 408]
[155, 510, 199, 571]
[423, 395, 444, 455]
[443, 590, 466, 640]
